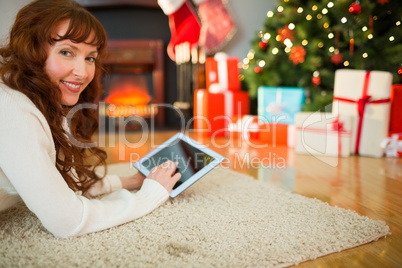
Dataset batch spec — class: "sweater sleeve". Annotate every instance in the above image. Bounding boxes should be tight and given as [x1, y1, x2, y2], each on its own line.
[0, 88, 169, 238]
[86, 174, 122, 197]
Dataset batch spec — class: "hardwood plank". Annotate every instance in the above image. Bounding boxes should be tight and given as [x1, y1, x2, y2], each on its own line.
[293, 258, 328, 268]
[370, 226, 402, 265]
[320, 243, 400, 268]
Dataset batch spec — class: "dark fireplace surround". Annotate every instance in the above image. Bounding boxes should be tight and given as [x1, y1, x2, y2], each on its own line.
[102, 39, 164, 126]
[77, 0, 178, 127]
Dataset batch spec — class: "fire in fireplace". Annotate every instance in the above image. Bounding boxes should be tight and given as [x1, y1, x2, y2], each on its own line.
[100, 39, 164, 127]
[104, 73, 155, 118]
[105, 75, 151, 106]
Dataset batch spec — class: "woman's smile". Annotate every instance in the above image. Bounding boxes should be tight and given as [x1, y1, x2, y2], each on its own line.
[60, 80, 82, 93]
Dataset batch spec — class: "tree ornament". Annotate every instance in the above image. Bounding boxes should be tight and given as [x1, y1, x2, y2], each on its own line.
[377, 0, 389, 5]
[331, 50, 344, 65]
[349, 1, 362, 15]
[289, 45, 306, 65]
[242, 0, 401, 111]
[312, 72, 321, 86]
[259, 40, 268, 50]
[369, 15, 374, 32]
[254, 66, 263, 74]
[278, 25, 295, 42]
[349, 29, 355, 57]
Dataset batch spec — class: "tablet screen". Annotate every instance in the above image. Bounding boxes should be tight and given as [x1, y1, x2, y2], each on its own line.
[142, 139, 214, 189]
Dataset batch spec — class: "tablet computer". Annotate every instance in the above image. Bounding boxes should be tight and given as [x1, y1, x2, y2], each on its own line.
[133, 132, 225, 198]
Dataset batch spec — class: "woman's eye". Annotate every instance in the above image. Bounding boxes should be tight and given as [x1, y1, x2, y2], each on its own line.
[60, 50, 72, 56]
[86, 57, 96, 63]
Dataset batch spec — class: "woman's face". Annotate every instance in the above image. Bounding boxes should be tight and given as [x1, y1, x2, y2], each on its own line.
[45, 20, 98, 106]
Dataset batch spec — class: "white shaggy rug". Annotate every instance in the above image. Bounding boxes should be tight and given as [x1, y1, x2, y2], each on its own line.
[0, 163, 390, 267]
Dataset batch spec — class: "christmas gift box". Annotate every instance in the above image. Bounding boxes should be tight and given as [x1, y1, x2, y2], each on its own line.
[258, 86, 305, 124]
[194, 89, 209, 135]
[194, 89, 249, 137]
[259, 122, 296, 148]
[295, 112, 353, 157]
[205, 52, 240, 92]
[228, 115, 260, 140]
[381, 133, 402, 158]
[332, 69, 392, 158]
[389, 84, 402, 134]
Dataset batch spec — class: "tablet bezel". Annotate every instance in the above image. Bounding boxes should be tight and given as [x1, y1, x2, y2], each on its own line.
[133, 132, 225, 198]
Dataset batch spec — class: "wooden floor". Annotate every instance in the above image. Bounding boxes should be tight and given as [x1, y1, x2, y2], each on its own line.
[96, 130, 402, 268]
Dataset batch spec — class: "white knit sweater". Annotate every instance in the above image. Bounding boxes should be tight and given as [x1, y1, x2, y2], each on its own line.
[0, 82, 169, 238]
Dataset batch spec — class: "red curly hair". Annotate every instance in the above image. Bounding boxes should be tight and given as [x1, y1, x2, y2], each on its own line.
[0, 0, 108, 193]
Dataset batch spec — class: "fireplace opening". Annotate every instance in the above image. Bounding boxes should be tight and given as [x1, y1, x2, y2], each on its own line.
[99, 39, 164, 130]
[104, 73, 154, 118]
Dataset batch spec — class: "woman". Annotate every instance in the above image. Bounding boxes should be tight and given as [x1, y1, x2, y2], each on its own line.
[0, 0, 181, 238]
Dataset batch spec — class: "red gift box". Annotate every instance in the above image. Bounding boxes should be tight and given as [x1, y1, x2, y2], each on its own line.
[228, 115, 260, 140]
[194, 89, 249, 137]
[205, 53, 240, 92]
[259, 122, 295, 147]
[227, 116, 296, 147]
[390, 84, 402, 134]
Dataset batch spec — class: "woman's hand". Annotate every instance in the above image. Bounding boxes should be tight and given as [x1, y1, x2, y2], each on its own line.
[146, 160, 181, 193]
[120, 172, 146, 191]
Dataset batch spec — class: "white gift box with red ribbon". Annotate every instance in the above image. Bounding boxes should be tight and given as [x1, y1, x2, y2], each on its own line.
[295, 112, 353, 157]
[332, 69, 392, 158]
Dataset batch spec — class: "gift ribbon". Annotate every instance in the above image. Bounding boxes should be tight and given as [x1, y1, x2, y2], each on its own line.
[266, 88, 285, 115]
[333, 71, 390, 155]
[209, 52, 228, 93]
[296, 120, 350, 156]
[234, 115, 260, 140]
[276, 87, 282, 104]
[332, 117, 345, 157]
[195, 90, 207, 131]
[224, 91, 233, 119]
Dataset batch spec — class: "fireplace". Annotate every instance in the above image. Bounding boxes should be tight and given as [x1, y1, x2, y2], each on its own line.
[100, 39, 165, 128]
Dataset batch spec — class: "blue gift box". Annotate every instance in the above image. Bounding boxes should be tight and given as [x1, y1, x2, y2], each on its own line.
[258, 86, 305, 124]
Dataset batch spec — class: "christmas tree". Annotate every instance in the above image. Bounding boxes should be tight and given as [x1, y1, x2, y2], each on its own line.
[241, 0, 402, 113]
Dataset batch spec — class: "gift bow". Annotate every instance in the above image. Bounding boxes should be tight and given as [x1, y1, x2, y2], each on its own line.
[331, 117, 346, 156]
[331, 118, 344, 131]
[209, 52, 228, 93]
[335, 94, 388, 118]
[381, 134, 402, 157]
[265, 88, 286, 115]
[266, 103, 285, 115]
[333, 71, 390, 155]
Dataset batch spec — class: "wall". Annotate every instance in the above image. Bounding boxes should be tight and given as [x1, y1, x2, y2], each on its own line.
[0, 0, 275, 59]
[0, 0, 32, 46]
[0, 0, 275, 126]
[223, 0, 275, 59]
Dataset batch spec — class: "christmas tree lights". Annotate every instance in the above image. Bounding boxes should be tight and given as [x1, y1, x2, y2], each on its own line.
[242, 0, 402, 112]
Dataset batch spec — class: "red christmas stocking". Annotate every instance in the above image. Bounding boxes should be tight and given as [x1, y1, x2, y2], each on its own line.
[158, 0, 201, 62]
[194, 0, 236, 54]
